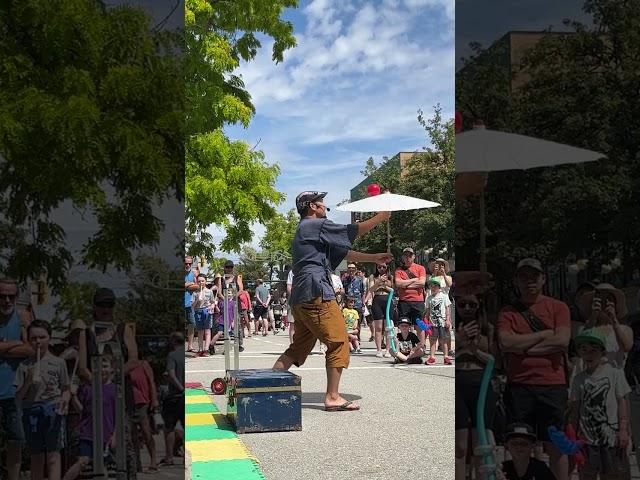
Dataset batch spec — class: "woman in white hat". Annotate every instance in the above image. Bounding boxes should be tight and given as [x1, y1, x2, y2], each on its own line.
[578, 283, 632, 369]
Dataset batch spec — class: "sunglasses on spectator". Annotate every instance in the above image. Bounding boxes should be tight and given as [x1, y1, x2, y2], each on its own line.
[0, 294, 17, 301]
[94, 301, 115, 308]
[458, 302, 479, 308]
[185, 262, 192, 266]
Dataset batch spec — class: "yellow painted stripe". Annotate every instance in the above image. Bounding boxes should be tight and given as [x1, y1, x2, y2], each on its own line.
[187, 438, 255, 462]
[186, 413, 216, 426]
[185, 395, 211, 404]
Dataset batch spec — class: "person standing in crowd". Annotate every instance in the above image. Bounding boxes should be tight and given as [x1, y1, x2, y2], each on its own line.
[127, 359, 159, 472]
[63, 356, 117, 480]
[425, 277, 453, 365]
[15, 319, 70, 480]
[394, 247, 427, 343]
[161, 333, 185, 467]
[238, 288, 252, 338]
[432, 258, 453, 294]
[287, 269, 296, 345]
[0, 278, 33, 480]
[192, 274, 215, 357]
[272, 191, 392, 412]
[569, 329, 630, 480]
[184, 256, 199, 353]
[577, 283, 632, 370]
[367, 264, 394, 358]
[497, 258, 571, 480]
[454, 294, 497, 480]
[342, 263, 365, 340]
[254, 279, 271, 337]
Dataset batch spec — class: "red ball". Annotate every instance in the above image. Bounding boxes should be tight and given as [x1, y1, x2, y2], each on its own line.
[367, 183, 381, 196]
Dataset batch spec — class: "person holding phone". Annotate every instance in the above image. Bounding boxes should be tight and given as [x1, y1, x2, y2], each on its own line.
[454, 294, 497, 480]
[577, 283, 633, 370]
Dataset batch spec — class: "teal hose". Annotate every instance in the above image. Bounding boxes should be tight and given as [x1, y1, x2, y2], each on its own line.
[384, 289, 397, 354]
[476, 354, 496, 480]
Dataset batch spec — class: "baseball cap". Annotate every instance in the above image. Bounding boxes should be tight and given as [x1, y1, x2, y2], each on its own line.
[347, 263, 357, 268]
[402, 247, 415, 254]
[224, 260, 234, 268]
[296, 191, 328, 215]
[93, 288, 116, 305]
[427, 277, 442, 286]
[516, 258, 544, 273]
[398, 317, 411, 326]
[575, 328, 606, 351]
[505, 423, 536, 442]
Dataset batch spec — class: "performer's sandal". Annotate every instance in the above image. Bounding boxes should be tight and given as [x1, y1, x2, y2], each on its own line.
[324, 401, 360, 412]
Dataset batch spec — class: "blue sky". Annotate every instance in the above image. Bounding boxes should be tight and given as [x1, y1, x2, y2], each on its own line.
[221, 0, 455, 251]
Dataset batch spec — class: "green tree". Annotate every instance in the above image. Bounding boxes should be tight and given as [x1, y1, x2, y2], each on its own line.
[353, 105, 455, 260]
[185, 0, 297, 258]
[0, 1, 184, 292]
[237, 246, 269, 284]
[259, 208, 297, 280]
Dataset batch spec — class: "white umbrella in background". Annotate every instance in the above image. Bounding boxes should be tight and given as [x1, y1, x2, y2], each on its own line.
[456, 123, 606, 272]
[337, 189, 440, 252]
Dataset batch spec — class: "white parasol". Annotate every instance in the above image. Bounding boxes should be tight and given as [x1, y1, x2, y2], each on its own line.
[337, 191, 440, 252]
[456, 124, 606, 272]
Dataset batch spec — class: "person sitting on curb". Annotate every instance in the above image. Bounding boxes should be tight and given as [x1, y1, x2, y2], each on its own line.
[392, 318, 424, 364]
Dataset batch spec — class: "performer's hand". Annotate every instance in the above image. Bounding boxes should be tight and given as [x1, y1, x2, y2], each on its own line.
[373, 253, 394, 265]
[376, 211, 391, 221]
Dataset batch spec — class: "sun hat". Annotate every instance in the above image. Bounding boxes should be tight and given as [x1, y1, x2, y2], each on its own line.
[577, 283, 628, 319]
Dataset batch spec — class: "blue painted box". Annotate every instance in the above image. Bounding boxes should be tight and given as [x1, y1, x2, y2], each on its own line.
[226, 369, 302, 434]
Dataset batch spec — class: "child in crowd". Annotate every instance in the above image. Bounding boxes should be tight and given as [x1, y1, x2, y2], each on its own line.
[568, 329, 630, 480]
[63, 356, 117, 480]
[192, 274, 215, 357]
[15, 320, 70, 480]
[393, 318, 424, 364]
[500, 423, 555, 480]
[425, 277, 452, 365]
[343, 297, 361, 354]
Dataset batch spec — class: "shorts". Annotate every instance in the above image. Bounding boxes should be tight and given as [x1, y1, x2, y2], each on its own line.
[132, 404, 149, 424]
[580, 445, 629, 476]
[162, 395, 185, 431]
[456, 369, 497, 430]
[504, 384, 568, 442]
[185, 306, 195, 326]
[398, 301, 425, 325]
[22, 403, 65, 454]
[217, 323, 225, 332]
[240, 309, 248, 319]
[254, 304, 268, 319]
[371, 295, 390, 320]
[283, 297, 350, 368]
[0, 397, 25, 443]
[194, 309, 212, 330]
[430, 326, 451, 340]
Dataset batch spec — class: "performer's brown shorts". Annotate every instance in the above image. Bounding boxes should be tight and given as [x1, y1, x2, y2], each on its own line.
[283, 297, 350, 368]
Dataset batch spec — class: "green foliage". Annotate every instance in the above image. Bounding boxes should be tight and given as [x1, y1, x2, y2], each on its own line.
[260, 209, 298, 257]
[455, 0, 640, 278]
[353, 105, 455, 258]
[0, 1, 184, 292]
[237, 246, 269, 283]
[185, 0, 297, 258]
[51, 281, 99, 331]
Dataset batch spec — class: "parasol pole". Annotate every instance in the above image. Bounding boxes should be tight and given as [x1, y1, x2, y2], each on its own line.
[386, 216, 391, 254]
[479, 173, 488, 274]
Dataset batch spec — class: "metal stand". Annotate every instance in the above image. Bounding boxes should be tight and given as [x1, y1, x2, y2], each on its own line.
[222, 282, 240, 371]
[87, 323, 127, 480]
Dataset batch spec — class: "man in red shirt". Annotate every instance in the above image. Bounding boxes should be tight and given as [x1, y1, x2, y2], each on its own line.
[497, 258, 571, 480]
[394, 247, 427, 343]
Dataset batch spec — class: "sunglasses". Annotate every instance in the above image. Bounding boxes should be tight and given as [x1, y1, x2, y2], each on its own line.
[94, 301, 115, 309]
[458, 302, 479, 308]
[184, 262, 192, 266]
[0, 294, 17, 301]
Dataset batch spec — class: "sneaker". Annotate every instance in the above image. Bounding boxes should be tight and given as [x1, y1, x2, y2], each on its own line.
[239, 346, 245, 352]
[425, 357, 436, 365]
[356, 349, 362, 354]
[444, 357, 452, 365]
[383, 352, 390, 358]
[369, 336, 374, 342]
[375, 352, 383, 358]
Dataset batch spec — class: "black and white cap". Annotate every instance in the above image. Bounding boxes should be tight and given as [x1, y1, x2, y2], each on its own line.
[296, 191, 327, 215]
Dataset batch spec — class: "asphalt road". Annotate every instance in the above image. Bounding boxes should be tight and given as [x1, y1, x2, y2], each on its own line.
[186, 326, 454, 480]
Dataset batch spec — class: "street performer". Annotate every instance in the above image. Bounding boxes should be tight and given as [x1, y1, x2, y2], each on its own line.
[272, 191, 392, 412]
